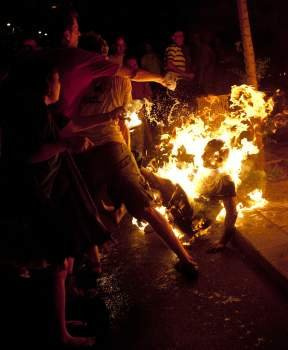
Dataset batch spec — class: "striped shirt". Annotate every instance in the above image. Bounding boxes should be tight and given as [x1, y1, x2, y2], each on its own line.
[165, 44, 186, 72]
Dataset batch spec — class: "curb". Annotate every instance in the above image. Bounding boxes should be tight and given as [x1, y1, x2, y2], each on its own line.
[235, 224, 288, 295]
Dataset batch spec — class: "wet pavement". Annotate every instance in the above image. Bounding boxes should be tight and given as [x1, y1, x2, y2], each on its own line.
[93, 215, 288, 350]
[2, 143, 288, 350]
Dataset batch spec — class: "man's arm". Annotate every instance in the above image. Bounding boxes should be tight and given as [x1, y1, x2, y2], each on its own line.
[207, 196, 237, 253]
[223, 197, 238, 230]
[218, 197, 238, 247]
[116, 66, 165, 84]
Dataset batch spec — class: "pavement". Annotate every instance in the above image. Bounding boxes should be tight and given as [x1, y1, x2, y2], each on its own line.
[235, 142, 288, 293]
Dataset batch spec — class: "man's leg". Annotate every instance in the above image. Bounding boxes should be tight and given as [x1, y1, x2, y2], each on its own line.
[140, 205, 197, 267]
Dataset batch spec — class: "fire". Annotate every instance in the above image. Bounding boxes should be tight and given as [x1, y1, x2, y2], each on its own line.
[133, 85, 274, 237]
[126, 111, 142, 129]
[132, 217, 148, 233]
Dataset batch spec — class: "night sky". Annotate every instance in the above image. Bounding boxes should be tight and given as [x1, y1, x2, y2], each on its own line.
[1, 0, 288, 62]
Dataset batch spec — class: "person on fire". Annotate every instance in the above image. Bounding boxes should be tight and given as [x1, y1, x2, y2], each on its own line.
[194, 139, 238, 252]
[139, 139, 238, 252]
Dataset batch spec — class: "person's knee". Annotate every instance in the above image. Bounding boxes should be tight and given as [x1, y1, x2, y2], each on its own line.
[129, 204, 154, 221]
[141, 205, 160, 222]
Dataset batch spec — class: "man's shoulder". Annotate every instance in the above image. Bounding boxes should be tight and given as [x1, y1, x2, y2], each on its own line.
[43, 47, 103, 66]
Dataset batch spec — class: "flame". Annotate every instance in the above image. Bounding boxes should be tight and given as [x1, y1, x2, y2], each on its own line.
[132, 217, 148, 233]
[137, 85, 273, 236]
[126, 111, 142, 129]
[131, 206, 183, 239]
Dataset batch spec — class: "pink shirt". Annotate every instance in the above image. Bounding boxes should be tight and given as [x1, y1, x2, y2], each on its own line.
[45, 48, 119, 120]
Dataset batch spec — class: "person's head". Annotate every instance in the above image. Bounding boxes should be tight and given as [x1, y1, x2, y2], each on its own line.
[171, 30, 184, 47]
[50, 4, 80, 48]
[125, 55, 139, 70]
[79, 32, 109, 56]
[202, 139, 229, 169]
[115, 36, 127, 55]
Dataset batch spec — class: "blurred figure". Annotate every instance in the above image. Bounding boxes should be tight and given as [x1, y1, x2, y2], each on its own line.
[18, 34, 40, 56]
[141, 42, 161, 74]
[164, 30, 194, 81]
[190, 31, 216, 94]
[0, 56, 96, 347]
[22, 37, 39, 51]
[110, 35, 127, 66]
[125, 55, 152, 100]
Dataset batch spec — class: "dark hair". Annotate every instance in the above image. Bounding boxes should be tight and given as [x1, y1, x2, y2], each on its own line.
[205, 139, 225, 152]
[110, 34, 126, 55]
[48, 2, 78, 47]
[79, 32, 104, 54]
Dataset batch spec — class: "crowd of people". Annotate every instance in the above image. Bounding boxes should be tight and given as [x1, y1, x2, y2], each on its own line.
[0, 3, 239, 348]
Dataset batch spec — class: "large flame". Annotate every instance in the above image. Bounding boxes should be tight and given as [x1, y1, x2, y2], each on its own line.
[133, 85, 274, 237]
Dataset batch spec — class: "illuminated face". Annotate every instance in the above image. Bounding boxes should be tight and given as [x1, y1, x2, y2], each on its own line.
[116, 37, 126, 55]
[172, 31, 184, 47]
[64, 16, 80, 48]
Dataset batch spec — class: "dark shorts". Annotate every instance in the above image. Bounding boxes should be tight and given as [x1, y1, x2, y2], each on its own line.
[76, 142, 153, 217]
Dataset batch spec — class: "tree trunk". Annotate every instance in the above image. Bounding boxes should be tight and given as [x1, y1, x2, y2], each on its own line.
[237, 0, 258, 89]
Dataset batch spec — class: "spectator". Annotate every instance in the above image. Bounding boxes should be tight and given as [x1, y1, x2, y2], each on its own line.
[141, 42, 162, 74]
[164, 30, 194, 81]
[110, 35, 127, 66]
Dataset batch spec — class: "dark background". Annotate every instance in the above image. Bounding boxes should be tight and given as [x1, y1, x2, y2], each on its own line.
[1, 0, 288, 81]
[0, 0, 287, 52]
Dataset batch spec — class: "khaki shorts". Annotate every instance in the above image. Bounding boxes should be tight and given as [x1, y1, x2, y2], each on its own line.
[76, 142, 153, 217]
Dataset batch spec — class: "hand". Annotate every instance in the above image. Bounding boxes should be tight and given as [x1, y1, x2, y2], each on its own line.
[109, 106, 126, 120]
[161, 73, 177, 91]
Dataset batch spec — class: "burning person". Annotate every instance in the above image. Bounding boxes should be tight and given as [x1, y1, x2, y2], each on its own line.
[194, 139, 238, 251]
[140, 139, 237, 252]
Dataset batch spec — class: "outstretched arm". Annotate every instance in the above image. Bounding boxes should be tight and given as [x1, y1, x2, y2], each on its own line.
[207, 196, 238, 253]
[116, 66, 166, 84]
